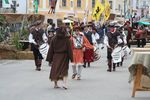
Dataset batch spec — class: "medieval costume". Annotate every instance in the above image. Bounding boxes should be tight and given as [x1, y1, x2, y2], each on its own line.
[92, 27, 100, 61]
[47, 28, 55, 45]
[104, 26, 119, 72]
[29, 21, 47, 71]
[48, 0, 57, 14]
[83, 25, 94, 67]
[124, 21, 132, 48]
[135, 26, 147, 47]
[114, 28, 127, 67]
[71, 26, 93, 80]
[46, 27, 73, 89]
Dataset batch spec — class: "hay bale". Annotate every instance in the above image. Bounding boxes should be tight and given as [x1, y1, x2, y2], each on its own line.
[0, 49, 17, 59]
[16, 51, 34, 59]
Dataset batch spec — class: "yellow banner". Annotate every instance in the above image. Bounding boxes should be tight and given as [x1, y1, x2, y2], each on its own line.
[92, 0, 104, 21]
[104, 0, 110, 21]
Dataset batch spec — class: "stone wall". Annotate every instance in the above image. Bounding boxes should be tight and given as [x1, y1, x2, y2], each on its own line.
[0, 44, 34, 60]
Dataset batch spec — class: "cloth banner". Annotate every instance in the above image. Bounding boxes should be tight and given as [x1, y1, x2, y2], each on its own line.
[111, 47, 122, 63]
[122, 45, 131, 58]
[92, 0, 104, 21]
[104, 0, 110, 21]
[39, 43, 49, 60]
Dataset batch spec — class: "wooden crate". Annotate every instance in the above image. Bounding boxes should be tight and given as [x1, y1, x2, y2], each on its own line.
[132, 64, 150, 97]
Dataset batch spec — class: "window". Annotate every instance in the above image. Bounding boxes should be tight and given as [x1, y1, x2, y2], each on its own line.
[0, 0, 2, 8]
[77, 0, 81, 8]
[109, 1, 113, 9]
[71, 1, 73, 7]
[136, 0, 139, 9]
[92, 0, 95, 8]
[62, 0, 66, 7]
[118, 4, 121, 11]
[143, 1, 146, 6]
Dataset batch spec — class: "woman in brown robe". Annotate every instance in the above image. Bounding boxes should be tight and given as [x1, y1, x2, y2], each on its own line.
[46, 26, 73, 89]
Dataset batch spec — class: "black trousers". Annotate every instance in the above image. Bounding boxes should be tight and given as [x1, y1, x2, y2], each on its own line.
[31, 44, 43, 60]
[137, 39, 146, 47]
[107, 48, 113, 71]
[31, 44, 43, 69]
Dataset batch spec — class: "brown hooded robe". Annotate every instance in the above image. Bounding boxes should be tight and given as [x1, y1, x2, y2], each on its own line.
[46, 27, 73, 81]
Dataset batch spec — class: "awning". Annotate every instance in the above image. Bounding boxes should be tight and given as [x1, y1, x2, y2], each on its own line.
[62, 19, 73, 23]
[138, 21, 150, 26]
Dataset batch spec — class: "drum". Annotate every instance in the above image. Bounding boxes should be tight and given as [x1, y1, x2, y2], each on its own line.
[39, 43, 49, 59]
[94, 48, 101, 61]
[122, 45, 131, 58]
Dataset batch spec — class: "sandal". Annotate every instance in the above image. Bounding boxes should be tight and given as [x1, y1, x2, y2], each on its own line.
[54, 86, 60, 89]
[77, 77, 81, 80]
[72, 73, 77, 79]
[63, 86, 67, 90]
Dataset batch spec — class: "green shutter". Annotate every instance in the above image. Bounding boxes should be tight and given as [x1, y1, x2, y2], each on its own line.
[4, 0, 9, 4]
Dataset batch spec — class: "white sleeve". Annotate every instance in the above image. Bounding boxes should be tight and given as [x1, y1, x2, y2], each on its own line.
[104, 35, 109, 47]
[95, 33, 100, 40]
[43, 33, 48, 43]
[28, 33, 36, 44]
[122, 32, 127, 44]
[92, 34, 97, 44]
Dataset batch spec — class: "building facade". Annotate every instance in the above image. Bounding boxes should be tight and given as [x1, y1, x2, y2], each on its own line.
[108, 0, 125, 17]
[27, 0, 131, 21]
[108, 0, 150, 20]
[27, 0, 96, 21]
[1, 0, 149, 21]
[0, 0, 27, 13]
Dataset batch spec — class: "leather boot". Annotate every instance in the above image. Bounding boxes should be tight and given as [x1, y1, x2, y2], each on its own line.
[107, 59, 112, 72]
[113, 63, 116, 71]
[83, 62, 86, 68]
[88, 62, 90, 67]
[117, 63, 120, 67]
[35, 59, 38, 70]
[120, 57, 124, 67]
[36, 59, 42, 71]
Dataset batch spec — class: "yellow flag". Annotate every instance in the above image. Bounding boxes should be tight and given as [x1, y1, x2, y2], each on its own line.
[104, 0, 110, 21]
[92, 0, 104, 21]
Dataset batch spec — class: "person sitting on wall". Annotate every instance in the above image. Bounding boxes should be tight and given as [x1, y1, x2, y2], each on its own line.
[48, 0, 57, 14]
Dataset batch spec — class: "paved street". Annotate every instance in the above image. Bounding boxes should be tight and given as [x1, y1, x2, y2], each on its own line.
[0, 47, 150, 100]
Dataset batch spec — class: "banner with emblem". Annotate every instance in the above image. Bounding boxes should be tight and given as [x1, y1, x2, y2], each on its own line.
[104, 0, 110, 21]
[92, 0, 104, 21]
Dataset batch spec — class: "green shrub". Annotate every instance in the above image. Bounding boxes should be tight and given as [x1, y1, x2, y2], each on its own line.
[21, 27, 29, 40]
[12, 32, 23, 50]
[0, 27, 5, 42]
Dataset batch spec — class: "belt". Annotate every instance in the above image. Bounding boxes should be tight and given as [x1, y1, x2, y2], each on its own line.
[54, 51, 67, 54]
